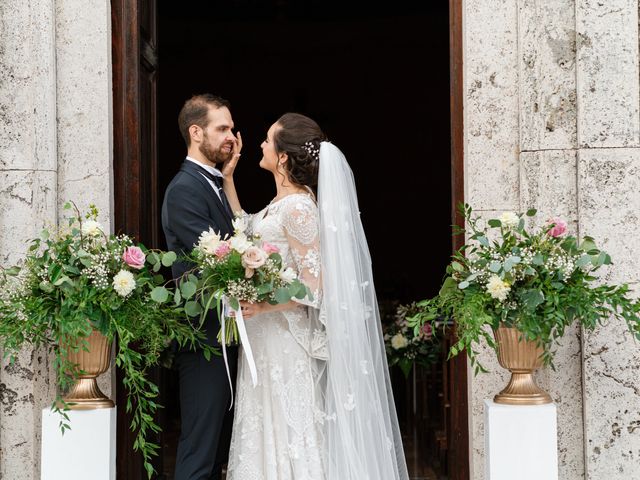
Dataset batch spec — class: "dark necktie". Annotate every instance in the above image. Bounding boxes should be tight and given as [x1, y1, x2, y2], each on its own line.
[193, 165, 234, 218]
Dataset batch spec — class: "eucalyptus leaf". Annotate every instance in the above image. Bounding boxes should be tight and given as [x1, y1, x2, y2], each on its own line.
[180, 281, 197, 300]
[150, 287, 169, 303]
[532, 254, 544, 266]
[576, 255, 592, 267]
[229, 297, 240, 311]
[488, 261, 502, 273]
[184, 300, 203, 317]
[451, 261, 464, 272]
[274, 287, 292, 304]
[147, 252, 160, 265]
[256, 283, 273, 295]
[161, 251, 177, 267]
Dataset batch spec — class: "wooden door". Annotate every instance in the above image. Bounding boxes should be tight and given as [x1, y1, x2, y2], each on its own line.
[111, 0, 468, 478]
[112, 0, 161, 477]
[448, 0, 470, 478]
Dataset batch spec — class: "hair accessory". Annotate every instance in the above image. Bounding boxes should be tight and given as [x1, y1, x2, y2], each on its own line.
[302, 141, 320, 161]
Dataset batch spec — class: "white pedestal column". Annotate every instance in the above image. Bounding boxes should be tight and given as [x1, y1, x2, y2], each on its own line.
[484, 400, 558, 480]
[41, 407, 116, 480]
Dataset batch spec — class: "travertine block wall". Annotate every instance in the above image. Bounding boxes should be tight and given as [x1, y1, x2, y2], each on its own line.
[0, 0, 112, 477]
[464, 0, 640, 478]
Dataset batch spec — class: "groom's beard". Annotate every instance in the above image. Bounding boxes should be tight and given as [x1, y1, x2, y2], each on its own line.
[200, 135, 233, 165]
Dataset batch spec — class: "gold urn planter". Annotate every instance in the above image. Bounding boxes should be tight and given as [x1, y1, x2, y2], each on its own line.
[492, 325, 552, 405]
[63, 329, 114, 409]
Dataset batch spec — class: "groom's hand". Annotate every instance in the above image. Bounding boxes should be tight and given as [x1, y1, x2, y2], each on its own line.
[222, 131, 242, 178]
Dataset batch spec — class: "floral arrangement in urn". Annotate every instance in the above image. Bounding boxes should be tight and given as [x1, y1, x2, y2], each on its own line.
[0, 202, 214, 477]
[409, 204, 640, 378]
[382, 301, 441, 378]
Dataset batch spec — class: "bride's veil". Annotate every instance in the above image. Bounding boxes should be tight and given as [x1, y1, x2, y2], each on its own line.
[318, 142, 409, 479]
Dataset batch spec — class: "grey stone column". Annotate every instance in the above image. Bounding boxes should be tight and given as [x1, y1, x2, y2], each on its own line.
[0, 1, 58, 478]
[577, 2, 640, 477]
[518, 1, 583, 478]
[464, 0, 640, 478]
[54, 0, 115, 409]
[0, 0, 114, 476]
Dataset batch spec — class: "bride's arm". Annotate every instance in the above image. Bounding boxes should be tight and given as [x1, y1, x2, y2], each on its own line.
[240, 197, 321, 318]
[221, 132, 242, 216]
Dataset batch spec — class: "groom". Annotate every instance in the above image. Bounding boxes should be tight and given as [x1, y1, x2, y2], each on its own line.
[161, 94, 239, 480]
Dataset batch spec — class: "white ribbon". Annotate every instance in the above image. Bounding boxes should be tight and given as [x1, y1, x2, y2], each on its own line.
[221, 296, 258, 410]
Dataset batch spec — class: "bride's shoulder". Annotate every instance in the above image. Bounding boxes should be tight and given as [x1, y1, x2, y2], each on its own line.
[281, 193, 316, 210]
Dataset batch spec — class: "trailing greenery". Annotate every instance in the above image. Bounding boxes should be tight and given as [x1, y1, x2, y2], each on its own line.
[408, 204, 640, 374]
[0, 202, 216, 478]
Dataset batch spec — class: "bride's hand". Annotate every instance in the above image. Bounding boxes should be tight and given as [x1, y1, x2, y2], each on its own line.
[222, 131, 242, 178]
[238, 299, 265, 319]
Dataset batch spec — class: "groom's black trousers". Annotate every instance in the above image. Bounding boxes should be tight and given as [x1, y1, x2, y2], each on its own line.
[174, 347, 238, 480]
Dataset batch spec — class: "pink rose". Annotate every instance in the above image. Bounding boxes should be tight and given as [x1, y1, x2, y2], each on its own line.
[420, 323, 433, 339]
[122, 246, 145, 269]
[262, 242, 280, 254]
[214, 242, 231, 258]
[547, 217, 567, 237]
[242, 246, 268, 271]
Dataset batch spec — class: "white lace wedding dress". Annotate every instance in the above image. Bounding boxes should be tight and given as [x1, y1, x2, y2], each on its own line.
[226, 193, 328, 480]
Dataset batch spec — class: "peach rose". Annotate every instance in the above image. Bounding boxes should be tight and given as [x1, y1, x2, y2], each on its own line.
[242, 246, 268, 270]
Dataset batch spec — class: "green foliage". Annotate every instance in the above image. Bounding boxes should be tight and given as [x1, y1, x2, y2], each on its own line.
[408, 203, 640, 373]
[0, 202, 216, 478]
[381, 301, 441, 379]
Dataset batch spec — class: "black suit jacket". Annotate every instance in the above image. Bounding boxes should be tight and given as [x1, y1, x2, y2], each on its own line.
[161, 160, 234, 348]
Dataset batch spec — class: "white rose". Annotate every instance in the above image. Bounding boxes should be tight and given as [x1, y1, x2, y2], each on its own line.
[112, 270, 136, 297]
[82, 220, 103, 237]
[279, 267, 297, 284]
[197, 228, 222, 255]
[486, 274, 510, 302]
[232, 216, 247, 234]
[242, 246, 268, 269]
[230, 233, 252, 254]
[390, 333, 409, 350]
[499, 211, 519, 229]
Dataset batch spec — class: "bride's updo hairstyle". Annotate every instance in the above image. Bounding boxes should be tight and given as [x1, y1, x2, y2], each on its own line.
[273, 113, 327, 192]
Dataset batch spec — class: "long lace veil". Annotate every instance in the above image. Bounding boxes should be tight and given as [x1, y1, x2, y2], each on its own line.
[318, 142, 409, 479]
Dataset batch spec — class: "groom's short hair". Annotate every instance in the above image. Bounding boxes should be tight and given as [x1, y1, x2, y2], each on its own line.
[178, 94, 230, 147]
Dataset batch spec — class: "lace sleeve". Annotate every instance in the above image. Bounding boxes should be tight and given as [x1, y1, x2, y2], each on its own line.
[282, 196, 321, 308]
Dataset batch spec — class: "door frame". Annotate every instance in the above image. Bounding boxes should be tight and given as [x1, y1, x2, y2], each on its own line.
[448, 1, 469, 478]
[111, 1, 468, 477]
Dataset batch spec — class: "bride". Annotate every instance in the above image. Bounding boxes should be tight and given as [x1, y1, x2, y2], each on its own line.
[222, 113, 408, 480]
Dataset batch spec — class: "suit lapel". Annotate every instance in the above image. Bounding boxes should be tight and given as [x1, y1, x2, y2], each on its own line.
[180, 161, 234, 232]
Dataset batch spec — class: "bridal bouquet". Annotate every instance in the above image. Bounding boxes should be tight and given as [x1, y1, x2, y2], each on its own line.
[178, 216, 313, 345]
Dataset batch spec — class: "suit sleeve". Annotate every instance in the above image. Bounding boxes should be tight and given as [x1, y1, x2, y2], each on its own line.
[165, 182, 217, 253]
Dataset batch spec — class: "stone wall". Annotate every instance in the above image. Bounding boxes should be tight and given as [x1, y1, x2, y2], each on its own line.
[464, 0, 640, 478]
[0, 0, 112, 477]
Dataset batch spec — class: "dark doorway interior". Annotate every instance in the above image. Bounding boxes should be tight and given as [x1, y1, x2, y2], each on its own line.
[154, 1, 452, 478]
